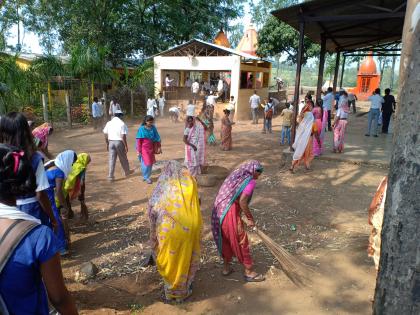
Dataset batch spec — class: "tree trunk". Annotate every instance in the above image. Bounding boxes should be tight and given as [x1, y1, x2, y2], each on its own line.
[42, 93, 48, 122]
[65, 91, 72, 128]
[130, 89, 134, 117]
[373, 1, 420, 314]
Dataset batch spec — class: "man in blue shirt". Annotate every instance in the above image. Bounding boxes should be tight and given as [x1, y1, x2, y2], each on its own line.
[91, 97, 103, 130]
[321, 87, 334, 131]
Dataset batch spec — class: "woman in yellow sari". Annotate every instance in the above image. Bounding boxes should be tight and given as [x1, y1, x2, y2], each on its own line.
[148, 160, 202, 303]
[58, 153, 91, 220]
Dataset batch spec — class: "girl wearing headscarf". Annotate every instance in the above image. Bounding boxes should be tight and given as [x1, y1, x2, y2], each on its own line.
[61, 153, 91, 220]
[211, 160, 265, 282]
[45, 150, 77, 255]
[148, 161, 202, 302]
[290, 100, 321, 173]
[32, 122, 53, 158]
[136, 115, 162, 184]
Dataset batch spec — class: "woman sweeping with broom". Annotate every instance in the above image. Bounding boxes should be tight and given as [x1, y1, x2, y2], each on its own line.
[211, 160, 265, 282]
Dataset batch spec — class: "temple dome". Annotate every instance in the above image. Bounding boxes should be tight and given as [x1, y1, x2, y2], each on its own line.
[359, 53, 378, 75]
[236, 23, 258, 56]
[214, 29, 231, 48]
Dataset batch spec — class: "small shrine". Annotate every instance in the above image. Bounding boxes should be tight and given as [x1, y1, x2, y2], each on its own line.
[213, 28, 231, 48]
[354, 53, 381, 100]
[153, 26, 271, 120]
[236, 23, 258, 56]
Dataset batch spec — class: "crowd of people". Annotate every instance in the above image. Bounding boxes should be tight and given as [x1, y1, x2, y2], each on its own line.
[0, 80, 395, 312]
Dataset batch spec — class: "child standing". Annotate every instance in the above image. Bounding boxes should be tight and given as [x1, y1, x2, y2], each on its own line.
[280, 103, 293, 145]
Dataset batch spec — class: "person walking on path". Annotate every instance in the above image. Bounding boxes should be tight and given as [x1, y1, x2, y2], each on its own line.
[103, 110, 132, 181]
[290, 101, 321, 173]
[157, 93, 166, 118]
[263, 98, 274, 134]
[109, 98, 121, 117]
[0, 144, 78, 315]
[365, 88, 384, 137]
[183, 116, 207, 177]
[332, 103, 350, 153]
[136, 115, 162, 184]
[312, 100, 323, 156]
[381, 88, 396, 134]
[280, 103, 293, 145]
[348, 92, 357, 113]
[91, 97, 103, 130]
[249, 90, 261, 124]
[321, 87, 334, 131]
[221, 109, 235, 151]
[147, 97, 158, 118]
[211, 160, 265, 282]
[148, 161, 202, 303]
[227, 96, 236, 121]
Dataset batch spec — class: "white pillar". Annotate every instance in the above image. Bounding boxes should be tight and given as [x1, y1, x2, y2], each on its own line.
[230, 56, 241, 118]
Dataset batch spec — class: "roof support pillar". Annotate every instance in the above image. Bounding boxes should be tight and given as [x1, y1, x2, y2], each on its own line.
[316, 35, 326, 100]
[339, 54, 346, 88]
[291, 20, 305, 149]
[332, 51, 341, 93]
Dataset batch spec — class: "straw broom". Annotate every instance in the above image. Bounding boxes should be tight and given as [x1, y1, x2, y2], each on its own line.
[253, 227, 312, 287]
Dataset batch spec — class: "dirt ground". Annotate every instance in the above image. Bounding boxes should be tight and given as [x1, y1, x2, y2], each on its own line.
[48, 112, 387, 314]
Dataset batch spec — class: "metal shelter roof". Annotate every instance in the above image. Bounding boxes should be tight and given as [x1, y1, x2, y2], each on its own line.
[271, 0, 406, 53]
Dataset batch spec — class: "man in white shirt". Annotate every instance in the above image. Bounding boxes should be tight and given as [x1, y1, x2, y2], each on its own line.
[249, 90, 261, 124]
[366, 88, 384, 137]
[227, 96, 236, 121]
[157, 93, 166, 117]
[103, 110, 132, 181]
[186, 100, 196, 117]
[321, 87, 334, 131]
[91, 97, 103, 130]
[206, 91, 219, 107]
[147, 97, 157, 117]
[191, 80, 200, 104]
[165, 74, 174, 89]
[109, 98, 121, 117]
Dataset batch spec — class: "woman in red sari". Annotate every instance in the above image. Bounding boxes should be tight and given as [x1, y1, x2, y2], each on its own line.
[312, 100, 323, 156]
[221, 109, 235, 151]
[211, 160, 264, 282]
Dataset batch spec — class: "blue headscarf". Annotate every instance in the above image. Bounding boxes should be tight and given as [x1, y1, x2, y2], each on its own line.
[136, 124, 161, 142]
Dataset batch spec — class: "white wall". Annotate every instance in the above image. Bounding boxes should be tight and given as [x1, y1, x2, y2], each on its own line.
[154, 56, 235, 71]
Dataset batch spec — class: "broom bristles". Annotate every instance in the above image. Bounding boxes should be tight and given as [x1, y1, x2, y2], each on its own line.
[254, 227, 313, 287]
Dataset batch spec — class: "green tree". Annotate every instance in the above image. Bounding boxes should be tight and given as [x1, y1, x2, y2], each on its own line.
[25, 0, 245, 63]
[30, 55, 65, 111]
[69, 44, 115, 106]
[257, 16, 319, 64]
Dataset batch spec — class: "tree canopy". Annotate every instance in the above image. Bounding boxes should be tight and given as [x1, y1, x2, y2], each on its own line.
[251, 0, 320, 64]
[2, 0, 245, 64]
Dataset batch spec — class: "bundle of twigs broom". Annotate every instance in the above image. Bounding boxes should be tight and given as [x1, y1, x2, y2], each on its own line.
[253, 227, 313, 287]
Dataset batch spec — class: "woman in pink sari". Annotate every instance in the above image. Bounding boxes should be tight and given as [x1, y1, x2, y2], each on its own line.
[183, 116, 207, 176]
[332, 103, 350, 153]
[136, 115, 162, 184]
[312, 100, 323, 156]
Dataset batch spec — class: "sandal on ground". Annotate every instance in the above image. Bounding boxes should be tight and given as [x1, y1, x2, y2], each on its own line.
[244, 273, 265, 282]
[222, 269, 234, 276]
